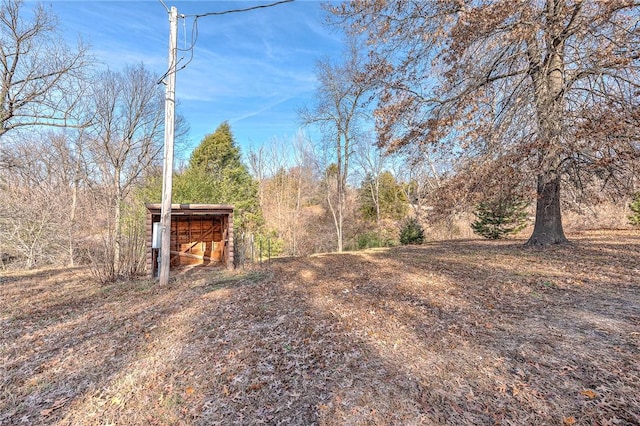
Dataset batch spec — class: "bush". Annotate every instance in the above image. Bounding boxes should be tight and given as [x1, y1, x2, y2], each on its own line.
[471, 197, 528, 239]
[399, 217, 425, 245]
[357, 232, 381, 249]
[356, 231, 397, 250]
[629, 193, 640, 227]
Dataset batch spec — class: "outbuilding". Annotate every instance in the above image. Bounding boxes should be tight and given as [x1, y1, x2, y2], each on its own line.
[145, 204, 234, 278]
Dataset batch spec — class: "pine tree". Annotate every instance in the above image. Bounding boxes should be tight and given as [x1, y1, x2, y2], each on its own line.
[359, 171, 409, 222]
[629, 193, 640, 227]
[143, 122, 261, 230]
[188, 122, 241, 175]
[179, 123, 261, 229]
[471, 198, 528, 240]
[399, 217, 425, 245]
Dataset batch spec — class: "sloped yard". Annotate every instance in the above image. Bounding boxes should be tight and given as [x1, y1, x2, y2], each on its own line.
[1, 231, 639, 425]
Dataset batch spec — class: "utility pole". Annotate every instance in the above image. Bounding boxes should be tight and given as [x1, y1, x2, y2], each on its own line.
[159, 6, 178, 285]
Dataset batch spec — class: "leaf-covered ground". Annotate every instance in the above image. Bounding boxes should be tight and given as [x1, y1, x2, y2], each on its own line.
[1, 231, 639, 425]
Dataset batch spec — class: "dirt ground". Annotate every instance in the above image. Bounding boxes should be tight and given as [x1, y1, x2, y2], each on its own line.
[1, 231, 639, 425]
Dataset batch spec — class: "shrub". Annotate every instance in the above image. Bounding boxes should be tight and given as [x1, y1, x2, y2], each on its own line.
[357, 232, 381, 249]
[356, 231, 398, 250]
[471, 197, 528, 239]
[399, 217, 425, 245]
[629, 193, 640, 227]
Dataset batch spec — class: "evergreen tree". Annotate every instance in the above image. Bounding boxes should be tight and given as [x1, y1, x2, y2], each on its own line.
[188, 122, 241, 175]
[629, 193, 640, 227]
[399, 217, 425, 245]
[471, 198, 528, 240]
[178, 122, 260, 228]
[143, 122, 261, 230]
[359, 171, 409, 222]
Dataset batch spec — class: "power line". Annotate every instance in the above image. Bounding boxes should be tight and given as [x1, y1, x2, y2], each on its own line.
[186, 0, 295, 19]
[158, 0, 169, 13]
[156, 0, 296, 283]
[157, 0, 295, 84]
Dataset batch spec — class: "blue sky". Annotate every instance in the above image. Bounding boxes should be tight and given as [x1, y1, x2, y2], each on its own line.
[46, 0, 344, 156]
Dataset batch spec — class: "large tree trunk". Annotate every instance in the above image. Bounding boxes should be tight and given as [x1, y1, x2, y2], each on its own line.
[526, 2, 568, 247]
[526, 173, 567, 246]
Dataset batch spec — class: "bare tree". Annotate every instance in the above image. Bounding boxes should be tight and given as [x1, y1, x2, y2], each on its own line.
[299, 43, 372, 252]
[0, 130, 89, 268]
[354, 139, 387, 230]
[83, 64, 165, 279]
[248, 133, 323, 256]
[0, 0, 91, 140]
[331, 0, 640, 245]
[390, 145, 443, 219]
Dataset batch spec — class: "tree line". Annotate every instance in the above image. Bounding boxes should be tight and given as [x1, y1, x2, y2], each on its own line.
[2, 0, 639, 278]
[0, 1, 177, 278]
[329, 0, 640, 245]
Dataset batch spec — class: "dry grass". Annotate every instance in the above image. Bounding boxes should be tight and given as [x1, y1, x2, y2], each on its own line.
[1, 230, 639, 425]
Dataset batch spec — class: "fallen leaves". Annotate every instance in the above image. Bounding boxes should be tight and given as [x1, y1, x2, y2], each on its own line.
[40, 397, 69, 417]
[3, 231, 640, 425]
[110, 395, 124, 407]
[580, 389, 599, 399]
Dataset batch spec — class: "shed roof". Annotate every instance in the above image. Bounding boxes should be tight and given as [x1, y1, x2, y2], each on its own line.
[146, 204, 234, 215]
